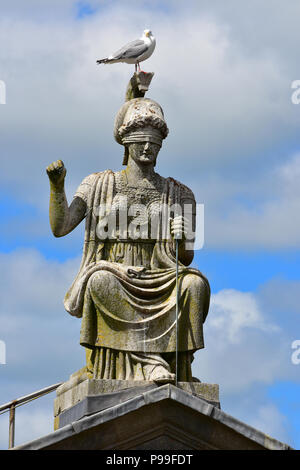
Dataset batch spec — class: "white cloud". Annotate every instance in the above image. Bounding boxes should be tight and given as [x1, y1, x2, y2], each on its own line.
[0, 249, 85, 386]
[0, 249, 79, 314]
[190, 280, 300, 446]
[210, 289, 278, 343]
[193, 283, 298, 393]
[0, 1, 299, 225]
[0, 1, 299, 251]
[202, 152, 300, 249]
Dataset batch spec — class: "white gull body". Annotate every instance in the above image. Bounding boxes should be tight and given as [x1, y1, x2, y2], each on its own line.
[96, 30, 156, 70]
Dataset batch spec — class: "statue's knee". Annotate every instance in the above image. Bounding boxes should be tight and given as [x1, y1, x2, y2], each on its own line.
[87, 270, 115, 293]
[181, 273, 199, 289]
[181, 273, 207, 297]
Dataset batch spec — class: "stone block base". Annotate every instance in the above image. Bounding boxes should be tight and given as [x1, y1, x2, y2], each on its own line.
[54, 373, 220, 430]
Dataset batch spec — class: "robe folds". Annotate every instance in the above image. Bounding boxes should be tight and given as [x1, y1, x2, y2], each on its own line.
[63, 170, 210, 380]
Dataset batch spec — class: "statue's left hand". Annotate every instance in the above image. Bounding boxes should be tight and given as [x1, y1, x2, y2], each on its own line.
[170, 216, 187, 243]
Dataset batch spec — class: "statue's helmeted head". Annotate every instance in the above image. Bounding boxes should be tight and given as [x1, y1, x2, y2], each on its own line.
[114, 98, 169, 165]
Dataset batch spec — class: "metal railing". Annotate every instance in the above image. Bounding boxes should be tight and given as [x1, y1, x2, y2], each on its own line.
[0, 382, 62, 449]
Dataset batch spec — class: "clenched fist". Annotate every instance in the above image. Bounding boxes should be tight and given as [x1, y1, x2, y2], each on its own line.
[46, 160, 66, 188]
[170, 215, 188, 242]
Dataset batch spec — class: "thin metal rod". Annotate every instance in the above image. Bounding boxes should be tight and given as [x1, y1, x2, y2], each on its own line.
[0, 381, 62, 449]
[8, 403, 16, 449]
[175, 238, 179, 387]
[0, 382, 62, 413]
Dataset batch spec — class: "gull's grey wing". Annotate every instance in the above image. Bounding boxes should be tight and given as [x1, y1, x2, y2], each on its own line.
[111, 39, 148, 60]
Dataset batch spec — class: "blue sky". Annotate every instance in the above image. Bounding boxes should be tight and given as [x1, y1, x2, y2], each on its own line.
[0, 0, 299, 449]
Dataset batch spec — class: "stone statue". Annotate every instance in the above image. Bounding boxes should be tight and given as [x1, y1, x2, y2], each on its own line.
[46, 73, 210, 385]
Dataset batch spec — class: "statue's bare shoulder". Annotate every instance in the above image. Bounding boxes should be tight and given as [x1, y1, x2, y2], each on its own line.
[73, 171, 104, 203]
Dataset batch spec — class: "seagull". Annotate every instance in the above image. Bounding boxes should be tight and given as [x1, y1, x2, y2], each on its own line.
[96, 29, 156, 72]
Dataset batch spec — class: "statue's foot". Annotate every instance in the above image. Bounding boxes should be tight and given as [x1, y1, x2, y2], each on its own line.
[149, 365, 176, 384]
[154, 374, 176, 384]
[192, 376, 201, 383]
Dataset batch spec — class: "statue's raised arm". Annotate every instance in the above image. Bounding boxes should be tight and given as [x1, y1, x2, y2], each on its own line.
[46, 159, 86, 237]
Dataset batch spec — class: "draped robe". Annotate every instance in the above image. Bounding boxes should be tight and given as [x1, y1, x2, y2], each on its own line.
[64, 170, 210, 381]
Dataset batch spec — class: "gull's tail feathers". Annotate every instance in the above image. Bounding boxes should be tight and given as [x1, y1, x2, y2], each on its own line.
[96, 58, 118, 65]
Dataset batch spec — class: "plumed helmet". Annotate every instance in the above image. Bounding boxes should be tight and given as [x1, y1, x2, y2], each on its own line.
[114, 98, 169, 165]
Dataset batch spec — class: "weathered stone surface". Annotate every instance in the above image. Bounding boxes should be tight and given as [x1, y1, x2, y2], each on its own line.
[54, 379, 153, 418]
[125, 71, 155, 101]
[14, 385, 292, 451]
[54, 378, 220, 429]
[46, 73, 211, 384]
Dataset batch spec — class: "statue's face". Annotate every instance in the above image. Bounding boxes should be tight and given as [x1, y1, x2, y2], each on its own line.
[127, 142, 161, 166]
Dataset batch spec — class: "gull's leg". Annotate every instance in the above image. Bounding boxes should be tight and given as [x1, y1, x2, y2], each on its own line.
[138, 62, 145, 73]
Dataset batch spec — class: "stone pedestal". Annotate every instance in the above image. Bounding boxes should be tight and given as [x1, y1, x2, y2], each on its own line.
[54, 374, 220, 430]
